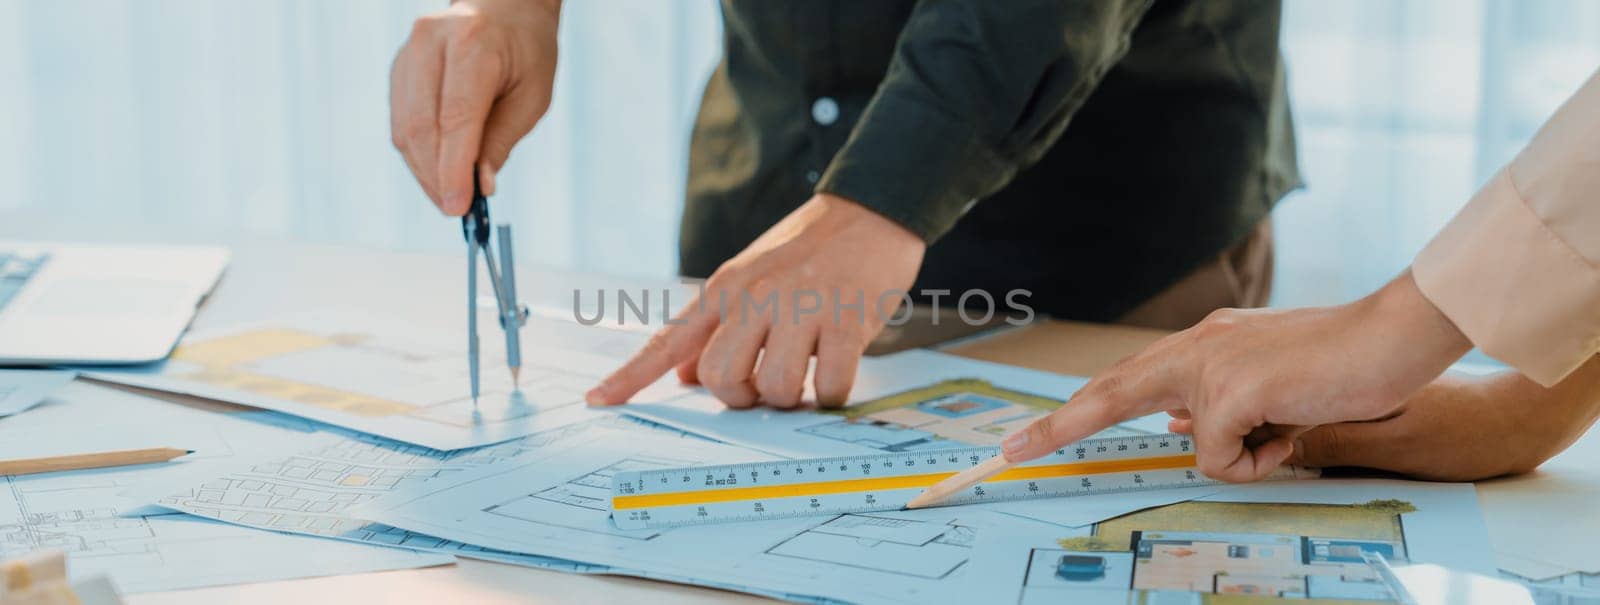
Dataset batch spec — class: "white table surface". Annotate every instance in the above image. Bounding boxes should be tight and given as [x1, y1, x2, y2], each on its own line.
[4, 208, 1597, 602]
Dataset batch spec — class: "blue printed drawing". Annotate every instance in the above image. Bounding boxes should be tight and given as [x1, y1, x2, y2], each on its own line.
[914, 393, 1010, 418]
[764, 514, 975, 579]
[794, 420, 950, 453]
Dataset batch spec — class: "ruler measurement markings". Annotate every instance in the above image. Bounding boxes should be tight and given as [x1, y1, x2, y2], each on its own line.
[616, 435, 1189, 497]
[610, 453, 1197, 510]
[608, 433, 1254, 529]
[619, 474, 1220, 527]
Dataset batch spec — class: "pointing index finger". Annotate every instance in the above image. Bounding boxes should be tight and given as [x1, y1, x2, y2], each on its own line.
[1002, 353, 1194, 462]
[587, 298, 719, 406]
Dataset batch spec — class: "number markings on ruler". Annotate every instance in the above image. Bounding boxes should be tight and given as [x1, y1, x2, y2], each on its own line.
[608, 434, 1278, 530]
[610, 454, 1197, 510]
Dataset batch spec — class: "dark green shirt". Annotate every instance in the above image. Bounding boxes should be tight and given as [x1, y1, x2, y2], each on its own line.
[681, 0, 1301, 321]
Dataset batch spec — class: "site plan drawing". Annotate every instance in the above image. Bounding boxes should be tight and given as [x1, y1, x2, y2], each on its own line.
[354, 430, 1029, 604]
[89, 313, 684, 450]
[764, 513, 977, 580]
[0, 382, 451, 593]
[979, 485, 1223, 531]
[0, 474, 450, 593]
[154, 415, 701, 573]
[622, 349, 1169, 459]
[964, 479, 1496, 604]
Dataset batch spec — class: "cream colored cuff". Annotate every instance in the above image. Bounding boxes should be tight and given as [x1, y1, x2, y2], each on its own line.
[1413, 169, 1600, 386]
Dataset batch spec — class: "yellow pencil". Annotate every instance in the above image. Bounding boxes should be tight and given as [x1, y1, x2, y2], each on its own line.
[0, 447, 194, 476]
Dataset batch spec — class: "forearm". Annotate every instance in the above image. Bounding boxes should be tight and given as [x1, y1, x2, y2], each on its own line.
[454, 0, 560, 13]
[1489, 353, 1600, 469]
[1288, 354, 1600, 481]
[817, 0, 1151, 242]
[1360, 272, 1473, 383]
[530, 0, 560, 21]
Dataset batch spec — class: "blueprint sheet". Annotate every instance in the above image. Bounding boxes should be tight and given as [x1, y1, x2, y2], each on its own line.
[88, 312, 685, 450]
[962, 479, 1495, 604]
[0, 382, 451, 593]
[621, 349, 1171, 459]
[978, 486, 1220, 530]
[354, 429, 1043, 604]
[0, 368, 75, 417]
[152, 412, 714, 574]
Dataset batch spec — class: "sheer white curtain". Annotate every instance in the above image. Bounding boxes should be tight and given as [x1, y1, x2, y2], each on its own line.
[1273, 0, 1600, 307]
[0, 0, 722, 279]
[2, 0, 1596, 305]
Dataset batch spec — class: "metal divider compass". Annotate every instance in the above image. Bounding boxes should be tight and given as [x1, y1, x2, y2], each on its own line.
[462, 173, 529, 406]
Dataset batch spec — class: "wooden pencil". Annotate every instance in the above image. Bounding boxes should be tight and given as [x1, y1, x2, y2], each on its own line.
[0, 447, 193, 476]
[905, 453, 1015, 509]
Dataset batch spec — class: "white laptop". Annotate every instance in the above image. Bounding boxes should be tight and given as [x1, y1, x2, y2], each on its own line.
[0, 242, 228, 365]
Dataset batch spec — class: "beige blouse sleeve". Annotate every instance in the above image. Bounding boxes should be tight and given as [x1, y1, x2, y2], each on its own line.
[1413, 68, 1600, 386]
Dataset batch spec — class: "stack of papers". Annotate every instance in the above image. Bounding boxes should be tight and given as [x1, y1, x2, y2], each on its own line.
[0, 381, 450, 593]
[7, 314, 1507, 603]
[349, 429, 991, 604]
[87, 314, 670, 450]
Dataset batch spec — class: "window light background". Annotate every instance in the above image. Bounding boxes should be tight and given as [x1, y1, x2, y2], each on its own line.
[1, 0, 1596, 313]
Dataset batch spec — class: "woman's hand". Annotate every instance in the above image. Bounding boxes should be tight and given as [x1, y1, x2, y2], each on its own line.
[1001, 272, 1472, 482]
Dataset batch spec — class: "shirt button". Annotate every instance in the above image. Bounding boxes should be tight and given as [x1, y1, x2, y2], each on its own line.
[806, 170, 820, 184]
[811, 97, 839, 126]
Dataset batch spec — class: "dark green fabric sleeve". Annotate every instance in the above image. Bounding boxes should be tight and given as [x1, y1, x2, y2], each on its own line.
[815, 0, 1155, 243]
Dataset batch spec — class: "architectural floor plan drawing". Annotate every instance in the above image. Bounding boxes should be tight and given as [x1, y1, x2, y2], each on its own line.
[353, 430, 1032, 604]
[964, 480, 1497, 605]
[0, 382, 451, 593]
[482, 454, 696, 541]
[621, 349, 1170, 459]
[0, 474, 449, 593]
[89, 313, 682, 450]
[763, 514, 976, 580]
[155, 415, 669, 572]
[798, 378, 1148, 453]
[1085, 503, 1407, 600]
